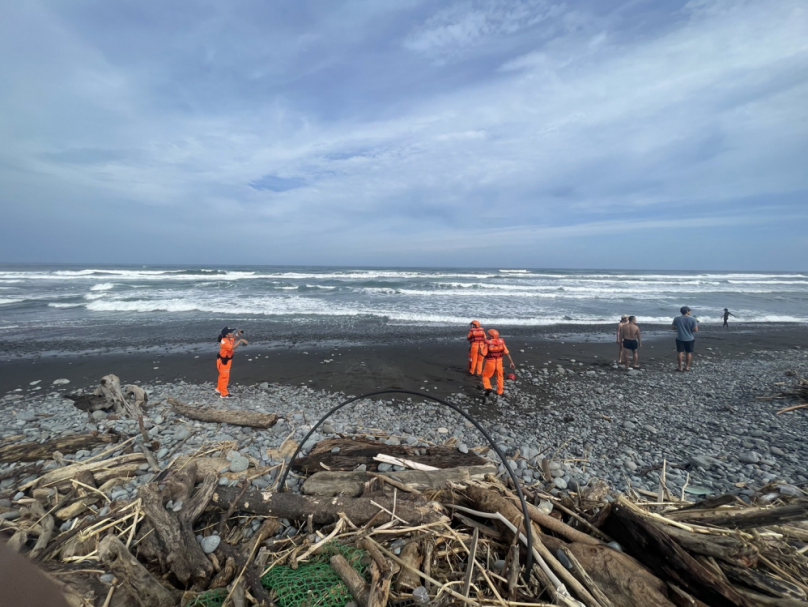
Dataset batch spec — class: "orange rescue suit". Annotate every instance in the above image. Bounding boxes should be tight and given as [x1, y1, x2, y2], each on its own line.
[467, 326, 486, 376]
[217, 336, 235, 396]
[482, 337, 510, 395]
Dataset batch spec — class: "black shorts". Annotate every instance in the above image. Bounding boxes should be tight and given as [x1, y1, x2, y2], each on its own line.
[622, 339, 638, 351]
[676, 339, 695, 353]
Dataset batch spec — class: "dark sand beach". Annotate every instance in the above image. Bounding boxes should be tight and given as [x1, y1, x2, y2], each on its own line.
[3, 322, 806, 398]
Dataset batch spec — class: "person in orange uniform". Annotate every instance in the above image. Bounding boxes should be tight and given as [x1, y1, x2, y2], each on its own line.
[481, 329, 516, 396]
[216, 327, 248, 398]
[466, 320, 487, 376]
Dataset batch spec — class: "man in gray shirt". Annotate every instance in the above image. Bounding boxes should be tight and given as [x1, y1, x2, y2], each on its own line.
[672, 306, 699, 372]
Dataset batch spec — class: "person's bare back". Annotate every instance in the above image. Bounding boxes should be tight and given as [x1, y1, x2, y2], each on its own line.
[619, 317, 642, 368]
[620, 323, 640, 341]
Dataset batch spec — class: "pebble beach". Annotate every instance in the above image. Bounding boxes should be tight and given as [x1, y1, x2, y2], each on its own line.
[3, 322, 807, 525]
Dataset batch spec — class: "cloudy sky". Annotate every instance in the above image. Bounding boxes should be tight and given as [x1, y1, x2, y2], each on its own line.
[1, 0, 806, 270]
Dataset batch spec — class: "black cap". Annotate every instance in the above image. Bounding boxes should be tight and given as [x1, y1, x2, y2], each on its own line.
[680, 306, 691, 314]
[219, 327, 234, 341]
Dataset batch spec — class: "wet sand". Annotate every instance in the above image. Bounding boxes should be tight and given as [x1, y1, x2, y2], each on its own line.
[3, 323, 806, 400]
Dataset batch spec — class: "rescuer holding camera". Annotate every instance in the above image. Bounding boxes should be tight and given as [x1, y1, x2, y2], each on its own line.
[216, 327, 248, 398]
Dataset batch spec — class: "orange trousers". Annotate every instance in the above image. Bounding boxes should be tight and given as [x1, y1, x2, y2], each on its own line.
[216, 359, 231, 396]
[482, 358, 505, 395]
[468, 343, 484, 375]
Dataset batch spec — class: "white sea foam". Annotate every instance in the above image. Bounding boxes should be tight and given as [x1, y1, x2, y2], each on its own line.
[48, 303, 85, 308]
[0, 298, 22, 305]
[90, 283, 116, 291]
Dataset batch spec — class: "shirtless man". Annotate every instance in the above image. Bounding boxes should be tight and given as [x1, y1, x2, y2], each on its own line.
[619, 315, 642, 368]
[616, 315, 628, 362]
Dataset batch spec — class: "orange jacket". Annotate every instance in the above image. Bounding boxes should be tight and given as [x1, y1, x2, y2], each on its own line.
[467, 327, 486, 343]
[218, 336, 235, 360]
[483, 338, 509, 359]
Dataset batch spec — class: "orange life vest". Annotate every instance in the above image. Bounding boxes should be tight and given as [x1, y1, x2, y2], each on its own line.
[218, 337, 235, 363]
[467, 327, 486, 343]
[485, 338, 507, 359]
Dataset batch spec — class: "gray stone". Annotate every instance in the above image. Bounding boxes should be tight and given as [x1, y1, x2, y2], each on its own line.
[779, 484, 803, 497]
[229, 456, 250, 473]
[377, 463, 393, 472]
[553, 477, 568, 490]
[770, 446, 785, 456]
[175, 427, 191, 441]
[52, 379, 70, 385]
[689, 455, 714, 469]
[412, 586, 430, 605]
[739, 452, 760, 464]
[91, 410, 108, 421]
[354, 464, 367, 472]
[457, 443, 469, 454]
[99, 573, 115, 585]
[200, 535, 221, 554]
[18, 411, 37, 422]
[623, 421, 636, 430]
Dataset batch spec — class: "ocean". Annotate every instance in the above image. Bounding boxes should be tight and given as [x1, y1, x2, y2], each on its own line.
[1, 264, 806, 329]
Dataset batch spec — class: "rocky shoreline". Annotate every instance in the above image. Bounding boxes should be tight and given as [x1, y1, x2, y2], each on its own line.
[3, 344, 806, 521]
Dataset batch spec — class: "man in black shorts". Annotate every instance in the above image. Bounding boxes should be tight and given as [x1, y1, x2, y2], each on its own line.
[619, 315, 641, 368]
[671, 306, 698, 371]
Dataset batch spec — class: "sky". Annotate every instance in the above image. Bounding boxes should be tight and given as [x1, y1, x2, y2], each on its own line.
[0, 0, 806, 270]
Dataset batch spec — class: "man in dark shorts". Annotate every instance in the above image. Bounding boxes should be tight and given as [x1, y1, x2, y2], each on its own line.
[616, 315, 628, 362]
[721, 308, 735, 328]
[619, 315, 642, 368]
[672, 306, 698, 371]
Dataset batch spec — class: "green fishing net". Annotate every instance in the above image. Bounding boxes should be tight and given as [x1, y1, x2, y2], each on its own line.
[187, 544, 367, 607]
[263, 544, 368, 607]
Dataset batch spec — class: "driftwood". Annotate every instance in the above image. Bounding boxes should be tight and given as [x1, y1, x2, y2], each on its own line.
[292, 437, 486, 475]
[666, 502, 808, 529]
[137, 463, 218, 586]
[331, 554, 370, 606]
[0, 432, 121, 463]
[167, 398, 278, 429]
[607, 498, 756, 607]
[67, 375, 144, 419]
[21, 453, 146, 491]
[541, 535, 676, 607]
[98, 536, 178, 607]
[657, 523, 759, 567]
[302, 465, 497, 497]
[395, 540, 423, 591]
[360, 538, 397, 607]
[210, 485, 447, 526]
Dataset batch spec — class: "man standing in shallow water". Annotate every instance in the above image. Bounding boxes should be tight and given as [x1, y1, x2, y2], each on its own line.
[672, 307, 698, 372]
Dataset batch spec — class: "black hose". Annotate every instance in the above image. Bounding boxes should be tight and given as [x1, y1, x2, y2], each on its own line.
[276, 389, 534, 575]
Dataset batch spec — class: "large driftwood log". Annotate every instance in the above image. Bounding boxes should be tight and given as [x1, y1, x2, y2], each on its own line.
[666, 503, 808, 529]
[540, 534, 676, 607]
[657, 523, 759, 567]
[607, 498, 756, 607]
[137, 464, 217, 586]
[0, 432, 121, 463]
[292, 437, 486, 475]
[211, 485, 447, 526]
[302, 465, 497, 497]
[168, 398, 278, 429]
[98, 536, 178, 607]
[20, 453, 146, 491]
